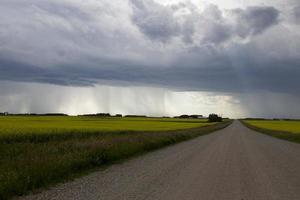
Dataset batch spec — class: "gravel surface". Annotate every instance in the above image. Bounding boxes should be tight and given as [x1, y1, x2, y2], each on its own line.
[17, 120, 300, 200]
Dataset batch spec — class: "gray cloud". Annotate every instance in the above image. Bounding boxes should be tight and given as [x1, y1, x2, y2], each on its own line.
[1, 44, 300, 95]
[294, 5, 300, 22]
[232, 6, 280, 37]
[130, 0, 182, 42]
[198, 4, 232, 44]
[130, 1, 280, 45]
[0, 0, 298, 97]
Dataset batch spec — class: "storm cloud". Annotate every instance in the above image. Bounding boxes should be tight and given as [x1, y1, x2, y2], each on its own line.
[0, 0, 300, 117]
[130, 1, 280, 44]
[231, 6, 280, 37]
[294, 5, 300, 22]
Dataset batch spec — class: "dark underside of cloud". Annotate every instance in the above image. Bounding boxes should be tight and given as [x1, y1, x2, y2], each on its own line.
[1, 52, 300, 94]
[1, 0, 299, 96]
[294, 5, 300, 22]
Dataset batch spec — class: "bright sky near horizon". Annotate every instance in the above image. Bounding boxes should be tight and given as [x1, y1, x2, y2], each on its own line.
[1, 0, 300, 118]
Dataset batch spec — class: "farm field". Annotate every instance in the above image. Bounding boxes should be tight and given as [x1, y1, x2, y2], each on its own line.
[243, 120, 300, 133]
[0, 116, 211, 137]
[0, 116, 213, 143]
[242, 120, 300, 144]
[0, 116, 230, 199]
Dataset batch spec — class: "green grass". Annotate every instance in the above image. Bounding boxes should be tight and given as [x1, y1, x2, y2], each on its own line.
[243, 120, 300, 133]
[242, 120, 300, 143]
[0, 116, 231, 199]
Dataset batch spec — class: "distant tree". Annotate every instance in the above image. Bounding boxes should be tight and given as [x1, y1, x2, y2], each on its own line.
[124, 115, 147, 118]
[208, 114, 222, 122]
[78, 113, 110, 117]
[96, 113, 111, 117]
[178, 115, 189, 119]
[174, 114, 203, 119]
[190, 115, 203, 119]
[44, 113, 68, 116]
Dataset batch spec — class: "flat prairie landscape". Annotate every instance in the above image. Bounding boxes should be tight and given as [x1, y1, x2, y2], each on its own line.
[244, 120, 300, 133]
[16, 120, 300, 200]
[0, 116, 212, 135]
[0, 116, 214, 143]
[0, 116, 229, 199]
[242, 119, 300, 143]
[2, 0, 300, 199]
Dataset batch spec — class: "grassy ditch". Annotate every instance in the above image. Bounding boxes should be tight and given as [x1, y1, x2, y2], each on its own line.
[241, 120, 300, 143]
[0, 119, 232, 199]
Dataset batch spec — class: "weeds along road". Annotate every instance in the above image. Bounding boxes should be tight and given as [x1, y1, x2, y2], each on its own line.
[18, 120, 300, 200]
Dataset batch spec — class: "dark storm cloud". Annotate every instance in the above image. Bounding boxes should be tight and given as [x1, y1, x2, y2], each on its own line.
[2, 45, 300, 95]
[130, 0, 182, 42]
[294, 5, 300, 22]
[0, 59, 97, 86]
[130, 1, 280, 45]
[199, 4, 233, 44]
[0, 0, 299, 96]
[232, 6, 280, 37]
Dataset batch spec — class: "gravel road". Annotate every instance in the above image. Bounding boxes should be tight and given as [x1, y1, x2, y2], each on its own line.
[18, 120, 300, 200]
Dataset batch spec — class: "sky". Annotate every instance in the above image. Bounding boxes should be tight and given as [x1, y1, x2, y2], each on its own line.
[0, 0, 300, 118]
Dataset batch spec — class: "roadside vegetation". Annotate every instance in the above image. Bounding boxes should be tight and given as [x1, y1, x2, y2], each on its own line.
[0, 116, 231, 199]
[241, 119, 300, 143]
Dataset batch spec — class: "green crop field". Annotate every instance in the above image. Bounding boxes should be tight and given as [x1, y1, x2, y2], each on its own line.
[0, 116, 213, 143]
[0, 116, 230, 199]
[242, 119, 300, 145]
[244, 120, 300, 133]
[0, 116, 212, 135]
